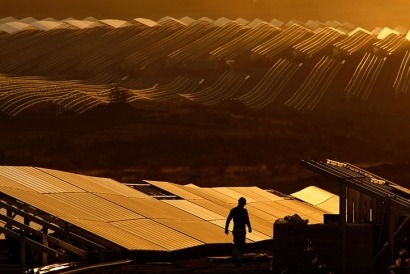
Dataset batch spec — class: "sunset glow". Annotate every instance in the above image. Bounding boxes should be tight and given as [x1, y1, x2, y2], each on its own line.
[1, 0, 410, 29]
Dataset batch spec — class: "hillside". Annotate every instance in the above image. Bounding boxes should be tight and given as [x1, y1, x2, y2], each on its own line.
[2, 101, 410, 196]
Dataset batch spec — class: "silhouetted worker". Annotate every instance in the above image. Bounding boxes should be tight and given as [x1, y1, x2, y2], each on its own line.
[225, 197, 252, 266]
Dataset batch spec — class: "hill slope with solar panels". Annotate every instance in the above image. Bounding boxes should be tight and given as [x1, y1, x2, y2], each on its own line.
[1, 16, 410, 117]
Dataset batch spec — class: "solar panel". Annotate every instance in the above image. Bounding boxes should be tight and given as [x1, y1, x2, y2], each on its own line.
[0, 166, 333, 255]
[291, 186, 336, 206]
[112, 219, 203, 251]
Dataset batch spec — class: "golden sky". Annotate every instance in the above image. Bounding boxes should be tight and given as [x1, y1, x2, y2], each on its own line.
[2, 0, 410, 30]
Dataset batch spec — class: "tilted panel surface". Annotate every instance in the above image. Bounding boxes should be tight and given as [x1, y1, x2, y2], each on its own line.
[317, 196, 339, 214]
[145, 180, 204, 200]
[291, 186, 336, 206]
[274, 199, 328, 218]
[248, 201, 310, 219]
[39, 167, 128, 195]
[163, 200, 225, 221]
[48, 193, 144, 222]
[188, 199, 232, 216]
[1, 187, 103, 220]
[18, 167, 87, 193]
[184, 187, 238, 205]
[0, 174, 33, 191]
[213, 187, 257, 204]
[229, 186, 280, 202]
[99, 194, 199, 220]
[156, 219, 231, 244]
[0, 166, 84, 193]
[80, 175, 151, 198]
[245, 202, 282, 221]
[112, 219, 203, 251]
[65, 218, 166, 251]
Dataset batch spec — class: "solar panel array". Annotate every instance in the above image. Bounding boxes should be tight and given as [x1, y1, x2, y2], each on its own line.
[0, 16, 410, 116]
[0, 166, 335, 254]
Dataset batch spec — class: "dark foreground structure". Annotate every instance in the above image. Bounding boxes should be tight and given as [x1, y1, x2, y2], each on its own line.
[280, 159, 410, 274]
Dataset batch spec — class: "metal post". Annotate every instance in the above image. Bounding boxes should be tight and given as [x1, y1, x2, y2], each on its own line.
[42, 233, 48, 266]
[20, 237, 26, 274]
[6, 208, 12, 229]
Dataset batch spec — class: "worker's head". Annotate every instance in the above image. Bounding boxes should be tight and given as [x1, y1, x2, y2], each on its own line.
[238, 197, 246, 207]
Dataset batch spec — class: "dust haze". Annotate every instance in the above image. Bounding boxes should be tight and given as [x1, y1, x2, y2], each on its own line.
[2, 0, 410, 30]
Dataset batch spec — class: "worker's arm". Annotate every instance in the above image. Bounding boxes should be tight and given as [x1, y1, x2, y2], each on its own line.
[246, 210, 252, 233]
[225, 210, 233, 235]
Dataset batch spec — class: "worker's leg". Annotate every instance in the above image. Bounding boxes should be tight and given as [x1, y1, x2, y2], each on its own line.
[232, 230, 246, 266]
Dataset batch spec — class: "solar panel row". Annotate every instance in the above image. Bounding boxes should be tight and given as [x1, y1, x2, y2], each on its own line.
[1, 16, 409, 115]
[0, 166, 338, 253]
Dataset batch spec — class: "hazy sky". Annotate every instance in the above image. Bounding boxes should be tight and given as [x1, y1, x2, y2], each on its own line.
[2, 0, 410, 30]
